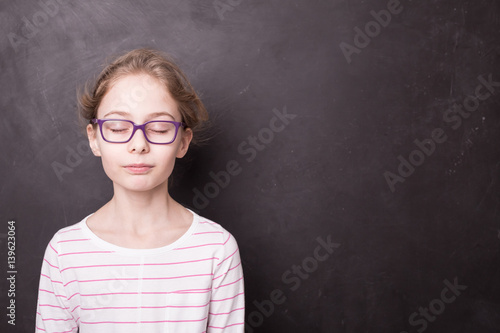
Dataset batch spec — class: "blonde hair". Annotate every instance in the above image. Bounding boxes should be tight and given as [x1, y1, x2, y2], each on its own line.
[78, 48, 209, 145]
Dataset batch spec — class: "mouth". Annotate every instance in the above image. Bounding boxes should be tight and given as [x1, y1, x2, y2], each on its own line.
[124, 164, 154, 174]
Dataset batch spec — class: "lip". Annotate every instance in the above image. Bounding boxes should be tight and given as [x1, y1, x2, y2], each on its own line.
[123, 164, 154, 174]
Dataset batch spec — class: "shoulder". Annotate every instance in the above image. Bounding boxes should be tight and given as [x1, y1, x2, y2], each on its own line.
[193, 212, 231, 238]
[53, 218, 87, 240]
[191, 211, 240, 251]
[44, 216, 90, 253]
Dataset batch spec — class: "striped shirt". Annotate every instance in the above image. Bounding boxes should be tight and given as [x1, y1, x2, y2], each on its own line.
[35, 211, 245, 332]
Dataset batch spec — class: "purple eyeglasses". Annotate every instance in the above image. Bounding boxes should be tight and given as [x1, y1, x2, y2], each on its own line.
[91, 119, 186, 145]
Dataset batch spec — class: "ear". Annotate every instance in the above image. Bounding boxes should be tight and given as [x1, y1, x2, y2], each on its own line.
[87, 124, 102, 157]
[176, 127, 193, 158]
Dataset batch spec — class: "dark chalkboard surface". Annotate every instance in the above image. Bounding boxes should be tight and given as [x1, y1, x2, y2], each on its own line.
[1, 0, 500, 332]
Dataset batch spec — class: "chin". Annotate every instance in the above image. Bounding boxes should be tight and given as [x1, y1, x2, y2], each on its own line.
[132, 180, 169, 193]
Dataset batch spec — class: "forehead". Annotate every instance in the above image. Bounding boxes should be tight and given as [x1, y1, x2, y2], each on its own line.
[97, 74, 180, 119]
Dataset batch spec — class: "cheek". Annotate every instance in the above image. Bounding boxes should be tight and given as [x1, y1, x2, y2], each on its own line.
[154, 148, 180, 175]
[99, 146, 123, 169]
[156, 147, 179, 164]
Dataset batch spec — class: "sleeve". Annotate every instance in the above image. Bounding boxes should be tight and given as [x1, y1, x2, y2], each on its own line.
[35, 236, 78, 332]
[207, 231, 245, 332]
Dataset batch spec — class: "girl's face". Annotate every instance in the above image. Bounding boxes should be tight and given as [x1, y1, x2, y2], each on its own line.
[87, 74, 192, 193]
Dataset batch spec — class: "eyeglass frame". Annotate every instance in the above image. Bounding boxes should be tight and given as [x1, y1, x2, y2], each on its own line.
[90, 118, 187, 145]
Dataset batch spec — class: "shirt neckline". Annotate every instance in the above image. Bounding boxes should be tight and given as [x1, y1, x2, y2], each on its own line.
[79, 208, 199, 256]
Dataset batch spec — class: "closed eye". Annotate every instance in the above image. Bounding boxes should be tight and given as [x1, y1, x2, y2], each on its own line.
[110, 128, 129, 133]
[148, 129, 170, 134]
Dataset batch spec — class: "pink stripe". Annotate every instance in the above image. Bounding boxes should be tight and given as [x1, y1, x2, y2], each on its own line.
[214, 276, 244, 290]
[81, 320, 139, 324]
[81, 288, 211, 297]
[175, 243, 224, 250]
[81, 292, 139, 297]
[145, 257, 217, 266]
[49, 243, 59, 254]
[213, 262, 241, 280]
[209, 307, 245, 316]
[59, 227, 81, 234]
[64, 273, 213, 286]
[67, 292, 80, 301]
[57, 238, 90, 243]
[217, 248, 238, 266]
[81, 317, 207, 324]
[211, 292, 244, 302]
[145, 273, 213, 280]
[142, 316, 207, 323]
[60, 257, 216, 272]
[40, 273, 63, 284]
[173, 288, 211, 293]
[59, 250, 115, 257]
[194, 231, 223, 235]
[143, 290, 210, 295]
[223, 233, 231, 245]
[81, 306, 139, 310]
[145, 303, 209, 309]
[39, 289, 66, 298]
[64, 279, 78, 286]
[199, 220, 216, 224]
[42, 317, 74, 322]
[43, 259, 59, 269]
[70, 305, 80, 313]
[61, 263, 140, 272]
[82, 302, 210, 311]
[38, 304, 70, 310]
[36, 325, 78, 333]
[208, 322, 245, 329]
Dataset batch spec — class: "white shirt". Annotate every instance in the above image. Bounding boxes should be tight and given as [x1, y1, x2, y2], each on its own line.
[36, 211, 245, 332]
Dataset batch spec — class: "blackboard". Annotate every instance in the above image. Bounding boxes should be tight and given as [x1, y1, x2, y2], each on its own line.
[1, 0, 500, 332]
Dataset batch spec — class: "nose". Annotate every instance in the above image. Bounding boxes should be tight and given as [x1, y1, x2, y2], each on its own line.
[128, 127, 150, 153]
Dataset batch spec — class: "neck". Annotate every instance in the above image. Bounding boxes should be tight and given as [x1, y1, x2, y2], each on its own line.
[105, 182, 180, 233]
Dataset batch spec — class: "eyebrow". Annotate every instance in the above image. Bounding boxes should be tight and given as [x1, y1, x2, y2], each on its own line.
[102, 111, 176, 121]
[102, 111, 129, 118]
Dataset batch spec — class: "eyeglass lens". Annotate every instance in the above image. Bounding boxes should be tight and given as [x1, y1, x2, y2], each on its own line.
[101, 120, 178, 144]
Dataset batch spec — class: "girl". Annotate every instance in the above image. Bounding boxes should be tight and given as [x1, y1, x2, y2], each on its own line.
[36, 49, 245, 332]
